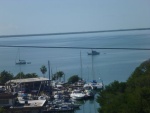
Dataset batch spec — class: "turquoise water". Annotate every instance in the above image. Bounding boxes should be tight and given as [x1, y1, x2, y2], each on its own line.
[0, 31, 150, 113]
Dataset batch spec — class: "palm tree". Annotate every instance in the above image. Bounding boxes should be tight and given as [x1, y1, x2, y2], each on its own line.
[56, 71, 64, 82]
[40, 65, 47, 78]
[51, 71, 64, 81]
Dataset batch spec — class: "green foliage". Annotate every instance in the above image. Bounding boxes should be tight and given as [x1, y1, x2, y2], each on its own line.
[68, 75, 80, 83]
[25, 73, 38, 78]
[52, 71, 64, 81]
[14, 72, 38, 79]
[97, 59, 150, 113]
[0, 107, 5, 113]
[0, 70, 13, 85]
[0, 70, 39, 84]
[40, 65, 47, 77]
[97, 81, 127, 113]
[127, 59, 150, 89]
[15, 72, 25, 79]
[104, 80, 126, 93]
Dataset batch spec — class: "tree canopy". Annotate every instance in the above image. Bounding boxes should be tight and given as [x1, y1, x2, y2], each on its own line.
[52, 71, 64, 81]
[0, 71, 38, 84]
[97, 59, 150, 113]
[68, 75, 80, 84]
[0, 70, 13, 85]
[14, 72, 38, 79]
[40, 65, 47, 77]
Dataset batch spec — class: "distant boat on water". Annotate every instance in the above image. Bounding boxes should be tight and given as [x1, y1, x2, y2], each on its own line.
[87, 50, 100, 55]
[16, 60, 31, 65]
[16, 59, 26, 65]
[15, 48, 31, 65]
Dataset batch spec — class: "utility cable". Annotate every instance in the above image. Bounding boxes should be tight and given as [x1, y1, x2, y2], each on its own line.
[0, 45, 150, 50]
[0, 27, 150, 38]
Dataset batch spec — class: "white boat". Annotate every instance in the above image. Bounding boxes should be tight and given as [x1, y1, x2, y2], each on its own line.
[54, 93, 63, 99]
[84, 80, 103, 90]
[70, 90, 85, 100]
[17, 94, 47, 105]
[18, 96, 46, 107]
[84, 89, 95, 99]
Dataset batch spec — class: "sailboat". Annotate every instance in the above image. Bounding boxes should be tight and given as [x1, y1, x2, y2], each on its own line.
[15, 48, 26, 65]
[87, 50, 100, 55]
[16, 60, 26, 65]
[84, 50, 103, 90]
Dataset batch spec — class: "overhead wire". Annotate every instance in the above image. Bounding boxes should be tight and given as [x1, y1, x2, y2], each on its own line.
[0, 27, 150, 50]
[0, 45, 150, 50]
[0, 27, 150, 38]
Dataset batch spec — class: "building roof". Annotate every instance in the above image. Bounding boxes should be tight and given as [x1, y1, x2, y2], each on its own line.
[6, 77, 49, 84]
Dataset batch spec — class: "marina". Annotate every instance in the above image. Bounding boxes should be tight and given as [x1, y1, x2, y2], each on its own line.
[1, 77, 103, 113]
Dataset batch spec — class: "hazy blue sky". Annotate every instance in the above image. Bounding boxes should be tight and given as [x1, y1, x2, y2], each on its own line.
[0, 0, 150, 35]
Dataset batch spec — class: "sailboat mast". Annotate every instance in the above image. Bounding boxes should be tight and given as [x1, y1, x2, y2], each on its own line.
[48, 61, 51, 80]
[80, 51, 83, 79]
[48, 60, 51, 96]
[19, 48, 20, 61]
[92, 50, 95, 80]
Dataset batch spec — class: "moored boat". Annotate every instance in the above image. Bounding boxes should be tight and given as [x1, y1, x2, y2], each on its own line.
[84, 89, 95, 99]
[16, 59, 26, 64]
[87, 50, 100, 55]
[83, 80, 103, 90]
[70, 90, 85, 100]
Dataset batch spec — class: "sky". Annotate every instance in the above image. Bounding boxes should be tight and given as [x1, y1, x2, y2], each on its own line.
[0, 0, 150, 35]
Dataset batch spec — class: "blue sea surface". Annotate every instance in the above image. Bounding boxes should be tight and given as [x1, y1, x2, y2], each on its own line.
[0, 31, 150, 113]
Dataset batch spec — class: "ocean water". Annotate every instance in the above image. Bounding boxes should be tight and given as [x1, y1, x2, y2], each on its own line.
[0, 31, 150, 113]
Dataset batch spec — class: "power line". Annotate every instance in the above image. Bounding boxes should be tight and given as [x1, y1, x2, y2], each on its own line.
[0, 27, 150, 38]
[0, 45, 150, 50]
[0, 27, 150, 50]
